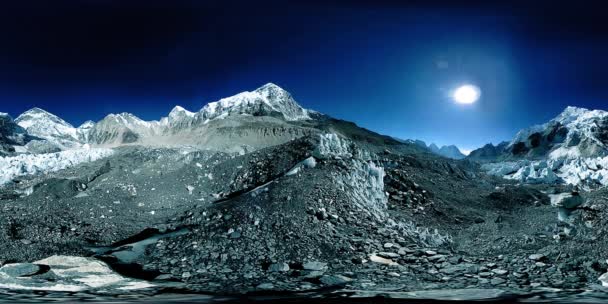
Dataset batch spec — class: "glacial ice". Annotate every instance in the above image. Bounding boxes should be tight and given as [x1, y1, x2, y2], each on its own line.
[314, 133, 355, 159]
[483, 156, 608, 187]
[0, 148, 114, 186]
[0, 256, 154, 292]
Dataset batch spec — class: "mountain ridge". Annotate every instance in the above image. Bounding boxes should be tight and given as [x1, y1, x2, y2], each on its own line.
[5, 83, 421, 155]
[468, 106, 608, 162]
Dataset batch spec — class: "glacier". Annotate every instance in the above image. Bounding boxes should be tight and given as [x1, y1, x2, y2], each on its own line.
[0, 147, 114, 186]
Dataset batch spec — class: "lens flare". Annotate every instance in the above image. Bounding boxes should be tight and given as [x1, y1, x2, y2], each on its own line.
[453, 85, 480, 104]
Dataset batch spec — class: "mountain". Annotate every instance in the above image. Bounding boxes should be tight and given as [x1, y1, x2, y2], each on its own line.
[473, 106, 608, 187]
[76, 120, 95, 142]
[466, 142, 509, 162]
[198, 83, 310, 122]
[4, 85, 608, 298]
[8, 83, 419, 156]
[470, 106, 608, 162]
[88, 112, 164, 145]
[15, 108, 82, 149]
[0, 113, 30, 155]
[399, 139, 466, 159]
[437, 145, 467, 159]
[84, 83, 417, 154]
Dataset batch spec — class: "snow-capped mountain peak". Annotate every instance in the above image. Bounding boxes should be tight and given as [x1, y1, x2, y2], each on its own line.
[16, 107, 74, 129]
[503, 106, 608, 159]
[198, 83, 310, 121]
[76, 120, 95, 142]
[475, 105, 608, 187]
[168, 106, 195, 120]
[553, 106, 592, 125]
[78, 120, 95, 130]
[15, 107, 81, 148]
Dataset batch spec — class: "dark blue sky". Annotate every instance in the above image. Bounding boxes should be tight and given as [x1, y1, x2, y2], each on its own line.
[1, 1, 608, 151]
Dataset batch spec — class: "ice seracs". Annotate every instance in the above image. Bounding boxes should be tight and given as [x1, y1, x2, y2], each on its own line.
[476, 106, 608, 188]
[0, 147, 114, 186]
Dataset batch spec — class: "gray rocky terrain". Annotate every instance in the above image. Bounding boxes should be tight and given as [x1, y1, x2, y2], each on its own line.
[1, 85, 608, 302]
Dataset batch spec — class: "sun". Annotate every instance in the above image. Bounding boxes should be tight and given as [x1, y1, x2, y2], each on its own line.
[453, 85, 480, 104]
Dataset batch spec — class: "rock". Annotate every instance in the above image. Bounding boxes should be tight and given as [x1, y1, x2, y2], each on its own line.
[0, 263, 41, 277]
[302, 271, 325, 279]
[448, 256, 463, 264]
[319, 275, 352, 286]
[513, 272, 527, 278]
[268, 263, 290, 272]
[479, 272, 492, 278]
[529, 254, 546, 261]
[492, 269, 508, 276]
[378, 252, 400, 259]
[316, 209, 328, 220]
[369, 254, 398, 266]
[387, 272, 400, 277]
[229, 231, 241, 239]
[186, 185, 195, 194]
[428, 255, 447, 262]
[303, 261, 328, 271]
[383, 243, 395, 248]
[490, 278, 506, 285]
[154, 274, 175, 280]
[440, 263, 478, 275]
[351, 257, 364, 264]
[256, 283, 275, 290]
[425, 250, 437, 256]
[550, 192, 584, 209]
[181, 272, 191, 279]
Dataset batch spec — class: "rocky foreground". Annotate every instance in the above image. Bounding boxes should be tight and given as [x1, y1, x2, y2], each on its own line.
[1, 133, 607, 297]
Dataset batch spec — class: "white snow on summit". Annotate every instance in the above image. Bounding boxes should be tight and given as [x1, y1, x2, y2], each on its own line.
[198, 83, 310, 122]
[169, 106, 195, 118]
[7, 83, 312, 148]
[510, 106, 608, 158]
[15, 108, 82, 148]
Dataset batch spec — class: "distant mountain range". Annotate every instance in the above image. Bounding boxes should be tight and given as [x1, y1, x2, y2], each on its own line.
[395, 139, 467, 159]
[0, 83, 424, 156]
[4, 83, 608, 189]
